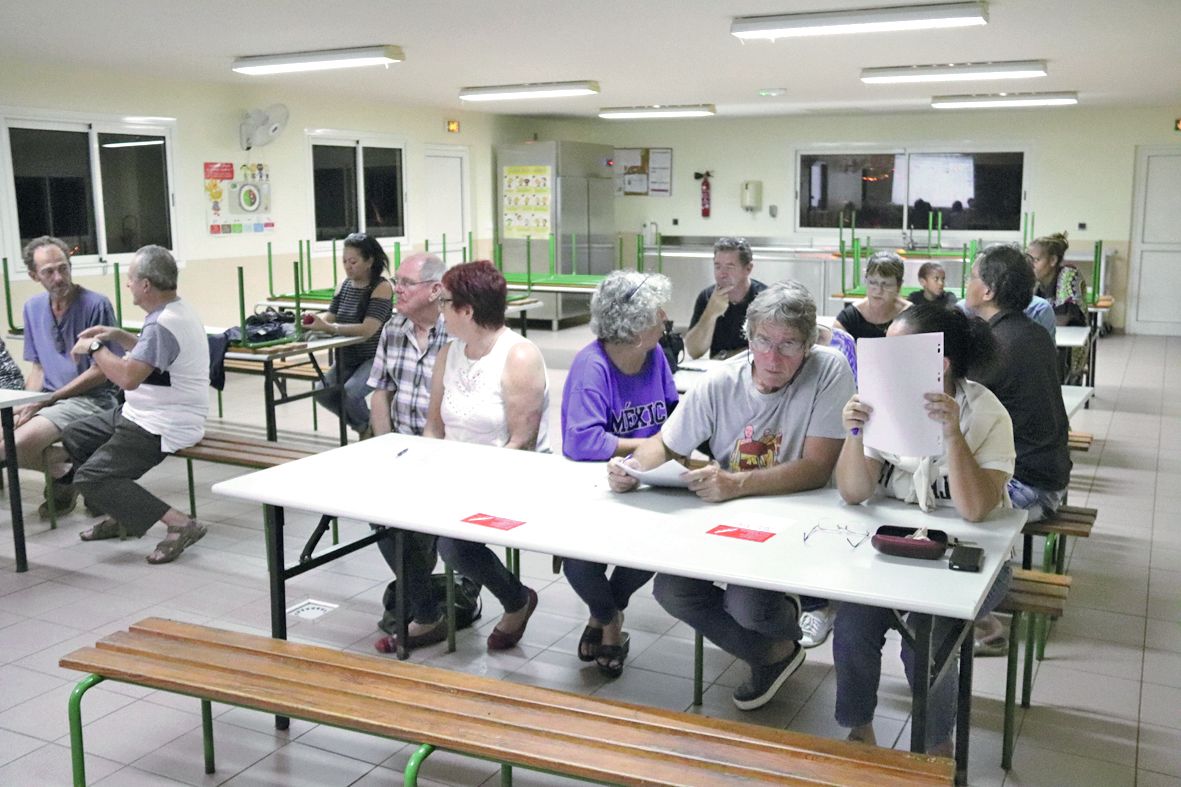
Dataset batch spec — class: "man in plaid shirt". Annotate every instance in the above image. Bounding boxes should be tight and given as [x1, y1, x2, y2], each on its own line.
[369, 252, 451, 654]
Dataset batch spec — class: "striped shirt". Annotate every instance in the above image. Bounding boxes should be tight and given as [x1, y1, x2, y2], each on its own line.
[330, 278, 393, 368]
[367, 313, 449, 435]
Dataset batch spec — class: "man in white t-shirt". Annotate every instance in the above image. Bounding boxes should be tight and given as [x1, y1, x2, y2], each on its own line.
[608, 281, 854, 710]
[51, 245, 210, 564]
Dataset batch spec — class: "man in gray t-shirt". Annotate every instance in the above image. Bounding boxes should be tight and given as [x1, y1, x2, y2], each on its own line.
[609, 282, 853, 711]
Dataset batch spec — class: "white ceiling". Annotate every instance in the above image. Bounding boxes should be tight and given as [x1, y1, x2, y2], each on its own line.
[3, 0, 1179, 117]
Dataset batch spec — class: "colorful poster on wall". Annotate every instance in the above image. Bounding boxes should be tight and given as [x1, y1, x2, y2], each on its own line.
[501, 165, 552, 239]
[205, 161, 275, 236]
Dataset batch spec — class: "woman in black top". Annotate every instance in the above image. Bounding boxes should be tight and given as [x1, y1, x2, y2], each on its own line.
[306, 233, 394, 437]
[834, 251, 911, 340]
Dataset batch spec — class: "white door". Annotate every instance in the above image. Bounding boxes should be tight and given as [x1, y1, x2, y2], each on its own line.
[1128, 146, 1181, 335]
[423, 147, 468, 264]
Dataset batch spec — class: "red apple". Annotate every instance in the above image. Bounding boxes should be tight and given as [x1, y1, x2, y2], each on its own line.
[302, 314, 315, 326]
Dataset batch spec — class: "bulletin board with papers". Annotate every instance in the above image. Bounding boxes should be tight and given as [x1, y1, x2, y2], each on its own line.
[614, 147, 672, 197]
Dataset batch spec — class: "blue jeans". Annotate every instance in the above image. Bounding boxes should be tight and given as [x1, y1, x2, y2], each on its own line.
[653, 574, 802, 666]
[563, 559, 653, 625]
[314, 359, 374, 431]
[437, 537, 529, 614]
[1008, 478, 1066, 524]
[833, 564, 1012, 748]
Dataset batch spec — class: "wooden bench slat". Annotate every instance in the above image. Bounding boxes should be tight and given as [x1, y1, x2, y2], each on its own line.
[174, 447, 294, 469]
[181, 438, 313, 461]
[996, 591, 1067, 617]
[1012, 568, 1072, 588]
[1024, 520, 1094, 539]
[1057, 505, 1098, 519]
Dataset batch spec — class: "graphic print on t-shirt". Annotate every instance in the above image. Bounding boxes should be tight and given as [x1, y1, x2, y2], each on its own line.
[729, 424, 782, 472]
[610, 399, 671, 436]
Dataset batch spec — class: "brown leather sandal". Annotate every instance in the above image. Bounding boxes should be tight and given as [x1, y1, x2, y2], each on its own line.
[79, 518, 123, 541]
[147, 521, 207, 564]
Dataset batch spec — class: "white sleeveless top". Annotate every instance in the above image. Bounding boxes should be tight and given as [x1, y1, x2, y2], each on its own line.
[441, 328, 550, 451]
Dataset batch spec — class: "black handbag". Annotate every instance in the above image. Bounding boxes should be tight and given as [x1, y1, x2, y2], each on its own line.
[379, 572, 482, 634]
[658, 319, 684, 372]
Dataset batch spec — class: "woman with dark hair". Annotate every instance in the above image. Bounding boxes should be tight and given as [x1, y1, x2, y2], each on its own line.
[307, 233, 394, 437]
[832, 303, 1015, 755]
[561, 270, 678, 676]
[425, 260, 550, 650]
[834, 251, 911, 340]
[1028, 231, 1086, 327]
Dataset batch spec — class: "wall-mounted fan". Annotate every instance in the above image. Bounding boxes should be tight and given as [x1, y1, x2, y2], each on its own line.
[239, 103, 289, 151]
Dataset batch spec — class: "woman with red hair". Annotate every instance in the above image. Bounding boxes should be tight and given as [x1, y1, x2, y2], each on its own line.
[425, 260, 550, 649]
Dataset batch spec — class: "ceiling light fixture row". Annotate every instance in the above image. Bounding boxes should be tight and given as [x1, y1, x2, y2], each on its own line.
[860, 60, 1047, 84]
[458, 81, 600, 102]
[598, 105, 716, 119]
[930, 91, 1078, 109]
[231, 45, 404, 75]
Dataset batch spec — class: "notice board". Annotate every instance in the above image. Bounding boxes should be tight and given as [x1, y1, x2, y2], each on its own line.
[614, 148, 672, 197]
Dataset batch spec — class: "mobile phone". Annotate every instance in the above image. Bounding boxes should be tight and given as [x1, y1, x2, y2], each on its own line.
[948, 545, 984, 572]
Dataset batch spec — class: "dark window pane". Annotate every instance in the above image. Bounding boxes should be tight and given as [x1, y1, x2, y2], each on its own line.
[363, 146, 404, 237]
[9, 128, 97, 254]
[97, 133, 172, 253]
[799, 153, 902, 230]
[312, 145, 357, 242]
[908, 152, 1023, 232]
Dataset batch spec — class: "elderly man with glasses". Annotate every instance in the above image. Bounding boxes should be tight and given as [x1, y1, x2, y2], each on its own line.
[608, 281, 854, 711]
[4, 236, 119, 519]
[367, 252, 453, 654]
[684, 237, 766, 360]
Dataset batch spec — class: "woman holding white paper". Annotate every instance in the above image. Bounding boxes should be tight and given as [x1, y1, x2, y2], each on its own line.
[831, 302, 1015, 755]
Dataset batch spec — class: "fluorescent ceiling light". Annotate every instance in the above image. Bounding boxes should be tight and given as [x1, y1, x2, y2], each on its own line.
[731, 2, 988, 39]
[598, 104, 716, 119]
[931, 91, 1077, 109]
[458, 81, 599, 102]
[100, 139, 165, 148]
[862, 60, 1046, 83]
[232, 45, 404, 75]
[120, 116, 175, 124]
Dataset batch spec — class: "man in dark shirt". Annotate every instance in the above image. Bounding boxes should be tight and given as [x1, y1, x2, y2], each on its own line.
[684, 237, 766, 359]
[965, 243, 1072, 654]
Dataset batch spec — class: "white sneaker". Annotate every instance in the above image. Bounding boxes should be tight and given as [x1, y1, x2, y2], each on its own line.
[800, 606, 835, 649]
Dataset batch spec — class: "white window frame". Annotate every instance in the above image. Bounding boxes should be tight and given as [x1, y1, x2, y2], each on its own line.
[0, 106, 178, 276]
[306, 128, 407, 251]
[792, 143, 1031, 244]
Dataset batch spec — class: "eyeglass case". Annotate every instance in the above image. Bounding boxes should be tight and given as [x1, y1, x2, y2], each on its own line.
[871, 525, 950, 560]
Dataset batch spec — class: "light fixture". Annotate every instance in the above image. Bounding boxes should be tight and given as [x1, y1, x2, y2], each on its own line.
[100, 139, 165, 149]
[232, 45, 404, 76]
[931, 91, 1077, 109]
[861, 60, 1046, 84]
[458, 81, 600, 102]
[758, 88, 788, 97]
[731, 2, 988, 39]
[598, 104, 716, 119]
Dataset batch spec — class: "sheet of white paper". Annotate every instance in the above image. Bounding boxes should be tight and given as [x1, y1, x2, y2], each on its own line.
[857, 332, 944, 457]
[621, 459, 690, 488]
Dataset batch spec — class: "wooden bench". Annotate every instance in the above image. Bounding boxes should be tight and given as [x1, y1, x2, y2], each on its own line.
[61, 618, 954, 787]
[995, 569, 1071, 770]
[223, 357, 323, 381]
[174, 431, 317, 518]
[1022, 504, 1097, 575]
[1067, 431, 1094, 452]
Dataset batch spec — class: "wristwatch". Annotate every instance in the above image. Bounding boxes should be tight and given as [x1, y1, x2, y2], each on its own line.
[87, 339, 104, 355]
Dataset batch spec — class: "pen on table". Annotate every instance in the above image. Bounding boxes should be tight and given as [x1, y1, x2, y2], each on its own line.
[396, 448, 409, 457]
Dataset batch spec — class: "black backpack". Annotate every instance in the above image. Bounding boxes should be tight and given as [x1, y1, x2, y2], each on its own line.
[659, 319, 685, 372]
[379, 573, 482, 634]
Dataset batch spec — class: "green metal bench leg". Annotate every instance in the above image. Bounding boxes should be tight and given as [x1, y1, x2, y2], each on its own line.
[331, 517, 339, 546]
[505, 547, 520, 578]
[45, 470, 59, 529]
[311, 393, 318, 432]
[187, 458, 197, 518]
[216, 389, 223, 419]
[1042, 533, 1056, 572]
[404, 743, 435, 786]
[1002, 612, 1020, 769]
[1055, 533, 1068, 574]
[500, 763, 513, 786]
[693, 631, 704, 706]
[68, 673, 105, 787]
[1021, 612, 1036, 708]
[445, 564, 457, 653]
[201, 699, 215, 774]
[552, 555, 563, 574]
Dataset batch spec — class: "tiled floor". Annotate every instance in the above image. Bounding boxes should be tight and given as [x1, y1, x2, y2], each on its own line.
[0, 327, 1178, 786]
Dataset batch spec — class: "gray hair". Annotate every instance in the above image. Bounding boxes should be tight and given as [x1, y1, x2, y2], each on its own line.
[403, 252, 445, 282]
[22, 236, 70, 274]
[589, 270, 672, 345]
[132, 245, 178, 291]
[714, 237, 753, 266]
[744, 281, 818, 347]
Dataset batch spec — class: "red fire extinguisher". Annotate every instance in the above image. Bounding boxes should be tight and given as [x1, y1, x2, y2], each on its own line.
[695, 171, 712, 218]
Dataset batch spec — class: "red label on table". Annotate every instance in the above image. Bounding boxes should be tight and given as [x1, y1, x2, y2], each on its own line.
[708, 525, 775, 542]
[462, 513, 525, 531]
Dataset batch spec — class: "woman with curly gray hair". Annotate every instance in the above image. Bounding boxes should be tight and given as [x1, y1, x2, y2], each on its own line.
[560, 270, 679, 677]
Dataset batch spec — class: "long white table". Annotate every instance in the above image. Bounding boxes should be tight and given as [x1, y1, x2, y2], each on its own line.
[1, 389, 52, 572]
[1055, 324, 1097, 388]
[214, 434, 1025, 778]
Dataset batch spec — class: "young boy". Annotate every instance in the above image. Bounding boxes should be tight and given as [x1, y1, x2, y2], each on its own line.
[907, 261, 958, 307]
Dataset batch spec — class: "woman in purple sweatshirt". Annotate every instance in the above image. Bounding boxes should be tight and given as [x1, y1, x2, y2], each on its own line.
[561, 270, 678, 677]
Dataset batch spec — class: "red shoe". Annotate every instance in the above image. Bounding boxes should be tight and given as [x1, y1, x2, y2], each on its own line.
[486, 588, 538, 651]
[374, 621, 447, 653]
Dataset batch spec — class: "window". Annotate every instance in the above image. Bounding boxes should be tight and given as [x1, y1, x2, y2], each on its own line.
[3, 117, 175, 264]
[798, 150, 1024, 232]
[310, 136, 404, 242]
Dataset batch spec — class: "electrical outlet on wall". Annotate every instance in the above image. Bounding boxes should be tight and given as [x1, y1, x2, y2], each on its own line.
[1078, 222, 1087, 230]
[672, 218, 679, 226]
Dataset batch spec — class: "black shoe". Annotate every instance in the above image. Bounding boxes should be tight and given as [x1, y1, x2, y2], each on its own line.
[732, 643, 806, 711]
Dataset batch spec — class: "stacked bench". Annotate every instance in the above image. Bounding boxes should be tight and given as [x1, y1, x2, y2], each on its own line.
[62, 618, 955, 786]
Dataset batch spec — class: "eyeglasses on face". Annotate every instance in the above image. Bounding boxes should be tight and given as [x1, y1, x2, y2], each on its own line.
[394, 277, 434, 289]
[749, 335, 804, 357]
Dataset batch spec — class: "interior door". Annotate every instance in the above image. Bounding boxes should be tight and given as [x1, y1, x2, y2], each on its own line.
[1128, 146, 1181, 335]
[423, 148, 468, 264]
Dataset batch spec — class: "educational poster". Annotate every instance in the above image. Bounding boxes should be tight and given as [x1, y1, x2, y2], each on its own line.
[614, 147, 672, 197]
[501, 165, 552, 239]
[204, 161, 275, 236]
